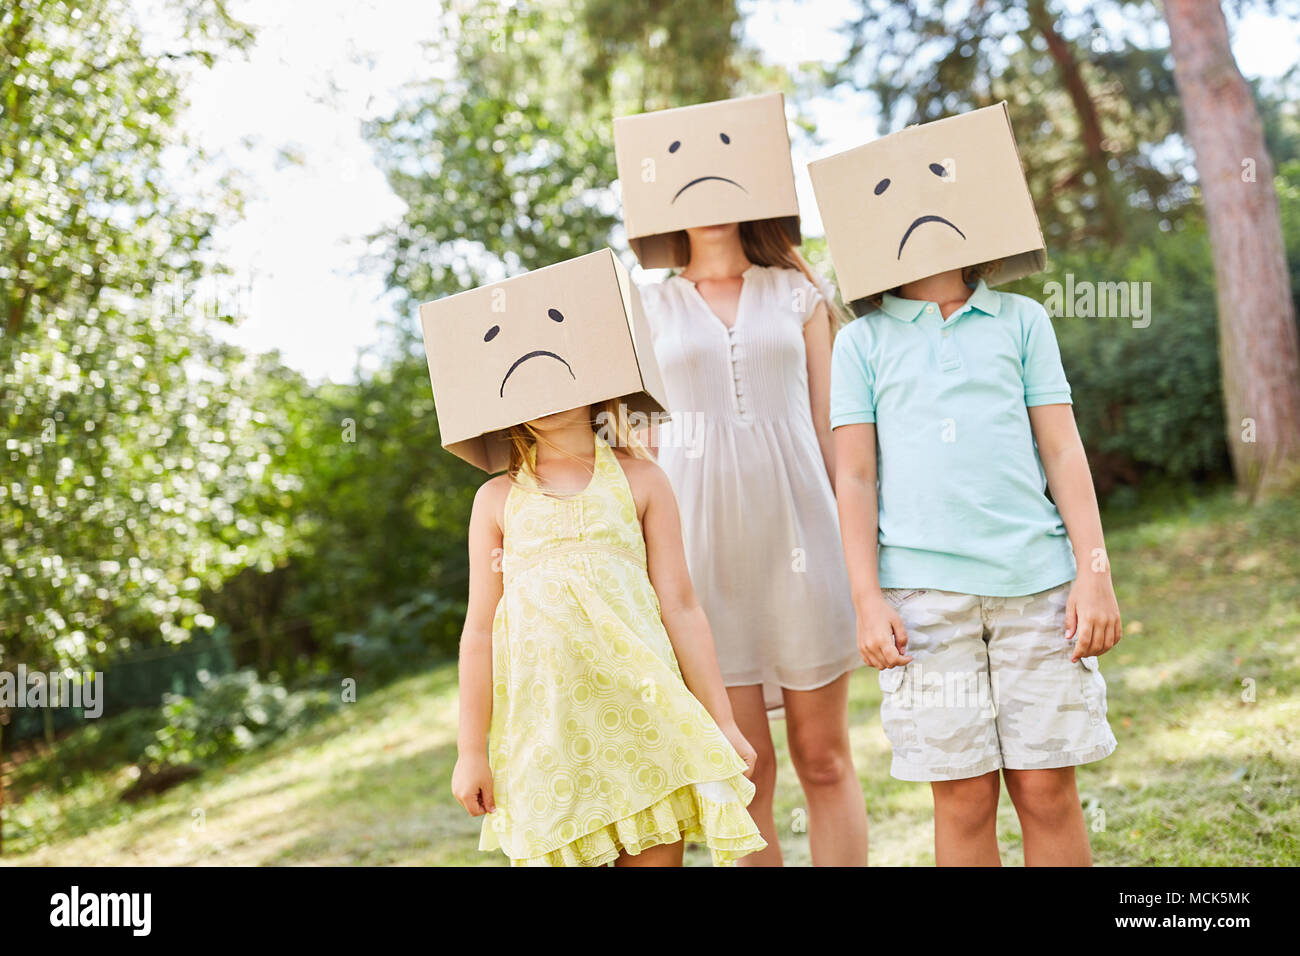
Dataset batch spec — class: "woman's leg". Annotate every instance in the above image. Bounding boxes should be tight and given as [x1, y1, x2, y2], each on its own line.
[1003, 767, 1091, 866]
[614, 839, 684, 867]
[783, 673, 869, 866]
[727, 683, 783, 866]
[931, 771, 1002, 866]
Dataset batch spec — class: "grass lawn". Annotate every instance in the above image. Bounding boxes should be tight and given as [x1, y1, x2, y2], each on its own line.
[3, 487, 1297, 866]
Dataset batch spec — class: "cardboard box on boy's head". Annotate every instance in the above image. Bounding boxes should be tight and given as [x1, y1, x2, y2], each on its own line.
[614, 92, 800, 269]
[807, 102, 1046, 316]
[418, 248, 669, 473]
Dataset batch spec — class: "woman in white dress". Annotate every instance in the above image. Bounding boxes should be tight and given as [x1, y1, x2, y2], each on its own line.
[638, 219, 867, 866]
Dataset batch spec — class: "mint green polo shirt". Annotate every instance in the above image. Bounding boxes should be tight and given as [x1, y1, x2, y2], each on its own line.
[829, 280, 1077, 597]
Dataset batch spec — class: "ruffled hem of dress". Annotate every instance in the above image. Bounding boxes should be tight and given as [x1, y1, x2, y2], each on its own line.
[482, 778, 767, 867]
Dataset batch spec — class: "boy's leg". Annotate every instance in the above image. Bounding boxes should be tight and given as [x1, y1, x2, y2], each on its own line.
[985, 583, 1116, 866]
[878, 589, 1004, 865]
[1003, 767, 1091, 866]
[931, 770, 1002, 866]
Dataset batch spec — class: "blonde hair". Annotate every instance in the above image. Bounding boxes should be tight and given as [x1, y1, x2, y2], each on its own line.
[863, 259, 1005, 313]
[503, 398, 652, 485]
[667, 218, 852, 330]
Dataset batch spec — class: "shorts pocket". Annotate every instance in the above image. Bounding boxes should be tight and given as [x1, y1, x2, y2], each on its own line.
[1077, 655, 1108, 725]
[878, 665, 918, 748]
[879, 665, 907, 693]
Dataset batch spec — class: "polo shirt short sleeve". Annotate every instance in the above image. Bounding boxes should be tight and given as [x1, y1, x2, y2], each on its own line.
[827, 281, 1077, 597]
[830, 324, 876, 427]
[1021, 300, 1073, 407]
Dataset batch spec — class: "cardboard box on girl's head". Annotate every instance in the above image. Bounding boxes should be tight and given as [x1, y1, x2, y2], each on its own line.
[418, 248, 669, 473]
[807, 102, 1046, 316]
[614, 92, 801, 269]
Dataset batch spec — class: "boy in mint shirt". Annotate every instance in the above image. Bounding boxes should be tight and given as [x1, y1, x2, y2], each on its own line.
[811, 105, 1120, 866]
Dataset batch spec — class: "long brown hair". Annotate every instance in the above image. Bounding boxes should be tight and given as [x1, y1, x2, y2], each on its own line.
[502, 398, 652, 486]
[666, 218, 852, 330]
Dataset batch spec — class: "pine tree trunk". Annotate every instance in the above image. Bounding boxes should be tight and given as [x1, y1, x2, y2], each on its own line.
[1164, 0, 1300, 497]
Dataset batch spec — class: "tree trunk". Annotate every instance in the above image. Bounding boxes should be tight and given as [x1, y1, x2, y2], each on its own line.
[1164, 0, 1300, 497]
[1027, 0, 1121, 239]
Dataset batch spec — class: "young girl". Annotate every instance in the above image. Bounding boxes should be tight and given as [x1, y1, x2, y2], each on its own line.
[451, 399, 766, 866]
[638, 221, 868, 866]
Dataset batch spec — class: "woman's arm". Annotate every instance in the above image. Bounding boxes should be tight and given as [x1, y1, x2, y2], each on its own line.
[636, 460, 756, 774]
[834, 423, 911, 669]
[450, 478, 506, 816]
[804, 301, 837, 490]
[1028, 403, 1122, 660]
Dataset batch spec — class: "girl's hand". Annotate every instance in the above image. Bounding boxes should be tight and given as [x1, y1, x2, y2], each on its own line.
[1065, 572, 1122, 662]
[451, 753, 496, 816]
[720, 721, 758, 778]
[857, 593, 912, 670]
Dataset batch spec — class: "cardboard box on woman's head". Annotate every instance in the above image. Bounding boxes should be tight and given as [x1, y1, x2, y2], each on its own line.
[614, 92, 801, 269]
[808, 102, 1046, 316]
[418, 249, 669, 473]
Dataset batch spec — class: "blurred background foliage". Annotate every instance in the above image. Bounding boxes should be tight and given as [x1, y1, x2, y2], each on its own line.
[1, 0, 1298, 809]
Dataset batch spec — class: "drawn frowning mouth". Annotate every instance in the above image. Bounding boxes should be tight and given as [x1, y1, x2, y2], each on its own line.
[897, 214, 967, 259]
[499, 350, 575, 397]
[671, 176, 748, 203]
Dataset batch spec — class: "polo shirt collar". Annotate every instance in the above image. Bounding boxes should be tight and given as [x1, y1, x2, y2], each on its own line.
[877, 291, 926, 323]
[877, 278, 1003, 322]
[965, 279, 1002, 316]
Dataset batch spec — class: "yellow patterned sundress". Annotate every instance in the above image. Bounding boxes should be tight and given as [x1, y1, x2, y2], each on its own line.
[479, 432, 766, 866]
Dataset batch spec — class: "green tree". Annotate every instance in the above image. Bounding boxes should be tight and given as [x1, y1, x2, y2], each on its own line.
[0, 0, 264, 850]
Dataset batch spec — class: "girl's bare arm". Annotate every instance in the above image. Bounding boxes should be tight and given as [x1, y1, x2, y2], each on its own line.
[804, 301, 838, 489]
[451, 478, 506, 815]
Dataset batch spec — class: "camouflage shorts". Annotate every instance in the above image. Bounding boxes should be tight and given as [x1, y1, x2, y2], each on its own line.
[877, 582, 1117, 782]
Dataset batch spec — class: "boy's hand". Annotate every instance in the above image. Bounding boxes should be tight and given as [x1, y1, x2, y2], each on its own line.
[857, 593, 913, 670]
[1065, 572, 1122, 662]
[720, 721, 758, 778]
[451, 753, 496, 816]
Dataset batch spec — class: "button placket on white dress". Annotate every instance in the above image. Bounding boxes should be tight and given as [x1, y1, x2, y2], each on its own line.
[728, 326, 749, 422]
[685, 268, 754, 424]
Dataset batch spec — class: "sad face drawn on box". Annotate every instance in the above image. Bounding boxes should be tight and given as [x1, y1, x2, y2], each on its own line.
[870, 161, 967, 260]
[418, 249, 669, 472]
[439, 290, 612, 418]
[614, 93, 801, 269]
[808, 103, 1047, 315]
[665, 131, 749, 204]
[484, 306, 575, 398]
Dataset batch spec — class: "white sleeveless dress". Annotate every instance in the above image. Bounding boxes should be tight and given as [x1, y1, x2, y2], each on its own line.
[639, 264, 859, 710]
